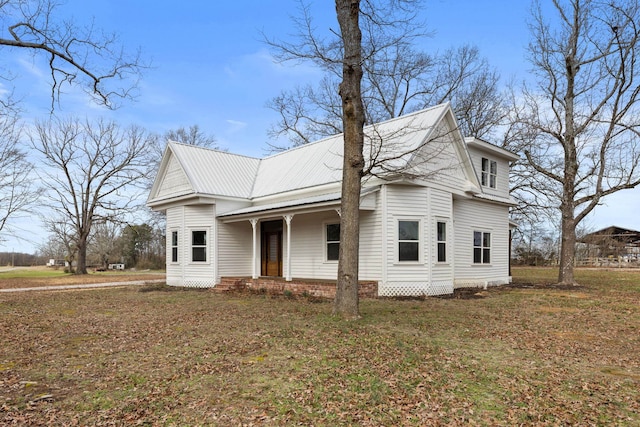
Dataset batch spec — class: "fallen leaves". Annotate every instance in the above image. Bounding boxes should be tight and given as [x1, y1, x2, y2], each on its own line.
[0, 267, 638, 425]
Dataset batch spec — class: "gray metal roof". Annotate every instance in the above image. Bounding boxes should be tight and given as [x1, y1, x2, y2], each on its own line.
[150, 103, 455, 203]
[169, 143, 260, 198]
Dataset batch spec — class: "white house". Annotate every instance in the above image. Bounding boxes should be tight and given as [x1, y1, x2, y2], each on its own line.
[147, 103, 518, 297]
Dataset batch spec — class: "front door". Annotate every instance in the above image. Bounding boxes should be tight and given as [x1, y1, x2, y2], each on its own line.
[261, 220, 283, 276]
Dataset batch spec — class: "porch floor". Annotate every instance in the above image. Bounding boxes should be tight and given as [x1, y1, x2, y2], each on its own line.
[216, 276, 378, 299]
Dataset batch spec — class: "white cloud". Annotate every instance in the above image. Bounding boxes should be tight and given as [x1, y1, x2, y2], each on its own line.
[226, 119, 247, 133]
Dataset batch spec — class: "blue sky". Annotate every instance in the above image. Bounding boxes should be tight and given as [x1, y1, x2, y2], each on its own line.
[2, 0, 639, 254]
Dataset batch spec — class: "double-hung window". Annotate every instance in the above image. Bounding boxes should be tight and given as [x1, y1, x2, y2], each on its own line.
[473, 231, 491, 264]
[398, 220, 420, 262]
[436, 221, 447, 262]
[171, 231, 178, 263]
[191, 230, 207, 262]
[326, 223, 340, 261]
[481, 158, 497, 189]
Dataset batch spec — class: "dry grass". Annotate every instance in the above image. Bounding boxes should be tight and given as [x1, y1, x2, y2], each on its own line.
[0, 266, 165, 289]
[0, 267, 638, 425]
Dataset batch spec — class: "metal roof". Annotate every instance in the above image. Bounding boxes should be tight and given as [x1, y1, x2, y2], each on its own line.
[150, 103, 460, 203]
[168, 143, 260, 198]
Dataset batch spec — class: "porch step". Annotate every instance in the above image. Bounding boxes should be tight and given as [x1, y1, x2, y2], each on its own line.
[213, 277, 248, 293]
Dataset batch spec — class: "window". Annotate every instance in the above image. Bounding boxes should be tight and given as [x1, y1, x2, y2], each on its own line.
[481, 158, 497, 189]
[171, 231, 178, 263]
[191, 230, 207, 262]
[398, 220, 420, 262]
[473, 231, 491, 264]
[326, 223, 340, 261]
[437, 221, 447, 262]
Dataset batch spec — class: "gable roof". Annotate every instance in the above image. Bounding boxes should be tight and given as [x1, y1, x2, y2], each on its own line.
[148, 103, 479, 206]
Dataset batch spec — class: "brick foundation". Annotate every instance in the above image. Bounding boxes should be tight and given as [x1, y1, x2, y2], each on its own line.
[217, 277, 378, 299]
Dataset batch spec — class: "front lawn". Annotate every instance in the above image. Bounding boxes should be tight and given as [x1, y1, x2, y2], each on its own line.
[0, 267, 638, 425]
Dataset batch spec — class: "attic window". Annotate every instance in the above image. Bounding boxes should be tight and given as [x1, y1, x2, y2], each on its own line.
[481, 158, 497, 188]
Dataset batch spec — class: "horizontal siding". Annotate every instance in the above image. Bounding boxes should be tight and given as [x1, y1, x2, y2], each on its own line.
[467, 147, 511, 198]
[359, 208, 382, 281]
[289, 211, 340, 280]
[429, 188, 453, 284]
[217, 221, 252, 279]
[385, 185, 429, 281]
[165, 204, 216, 287]
[165, 207, 183, 285]
[379, 185, 454, 296]
[415, 122, 468, 192]
[452, 198, 510, 287]
[157, 155, 191, 199]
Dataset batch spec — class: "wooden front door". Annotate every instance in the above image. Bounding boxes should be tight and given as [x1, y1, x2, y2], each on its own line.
[261, 220, 283, 277]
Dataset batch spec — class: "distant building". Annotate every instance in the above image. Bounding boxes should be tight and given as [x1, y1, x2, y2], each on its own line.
[580, 226, 640, 261]
[108, 263, 125, 270]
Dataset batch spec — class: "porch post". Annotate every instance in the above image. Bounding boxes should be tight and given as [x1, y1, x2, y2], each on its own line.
[250, 218, 258, 279]
[284, 214, 294, 281]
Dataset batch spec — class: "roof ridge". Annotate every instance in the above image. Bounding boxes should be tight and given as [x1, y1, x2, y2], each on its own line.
[261, 103, 450, 160]
[168, 140, 261, 161]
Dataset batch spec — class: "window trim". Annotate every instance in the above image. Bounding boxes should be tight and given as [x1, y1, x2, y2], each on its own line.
[436, 220, 448, 263]
[397, 218, 422, 263]
[170, 230, 179, 264]
[473, 230, 491, 265]
[190, 229, 209, 264]
[481, 157, 497, 189]
[324, 222, 340, 263]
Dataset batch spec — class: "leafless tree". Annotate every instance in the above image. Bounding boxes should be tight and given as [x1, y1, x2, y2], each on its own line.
[266, 1, 506, 149]
[269, 0, 467, 318]
[41, 215, 77, 271]
[0, 105, 32, 242]
[510, 0, 640, 284]
[0, 0, 145, 109]
[30, 117, 153, 274]
[88, 221, 122, 269]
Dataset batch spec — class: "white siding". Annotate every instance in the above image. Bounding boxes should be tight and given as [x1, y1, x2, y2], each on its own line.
[379, 184, 453, 296]
[412, 122, 468, 193]
[467, 147, 511, 198]
[288, 212, 340, 280]
[359, 208, 382, 280]
[165, 206, 184, 286]
[157, 155, 192, 199]
[165, 204, 216, 287]
[452, 198, 510, 288]
[217, 220, 252, 280]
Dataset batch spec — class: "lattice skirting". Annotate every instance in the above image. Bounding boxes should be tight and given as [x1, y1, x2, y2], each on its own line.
[379, 281, 454, 297]
[166, 278, 215, 288]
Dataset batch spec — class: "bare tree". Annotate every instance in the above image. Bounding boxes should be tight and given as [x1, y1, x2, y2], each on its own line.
[88, 221, 122, 269]
[266, 1, 506, 149]
[511, 0, 640, 284]
[0, 105, 32, 242]
[269, 0, 454, 318]
[31, 117, 153, 274]
[0, 0, 145, 109]
[333, 0, 366, 319]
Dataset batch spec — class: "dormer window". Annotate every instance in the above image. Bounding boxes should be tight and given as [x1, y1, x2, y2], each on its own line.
[481, 158, 497, 188]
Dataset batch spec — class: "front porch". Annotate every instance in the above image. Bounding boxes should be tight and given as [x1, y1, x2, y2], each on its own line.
[216, 277, 379, 299]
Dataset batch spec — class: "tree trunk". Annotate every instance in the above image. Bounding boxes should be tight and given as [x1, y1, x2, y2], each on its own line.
[558, 204, 576, 284]
[334, 0, 365, 320]
[76, 234, 88, 275]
